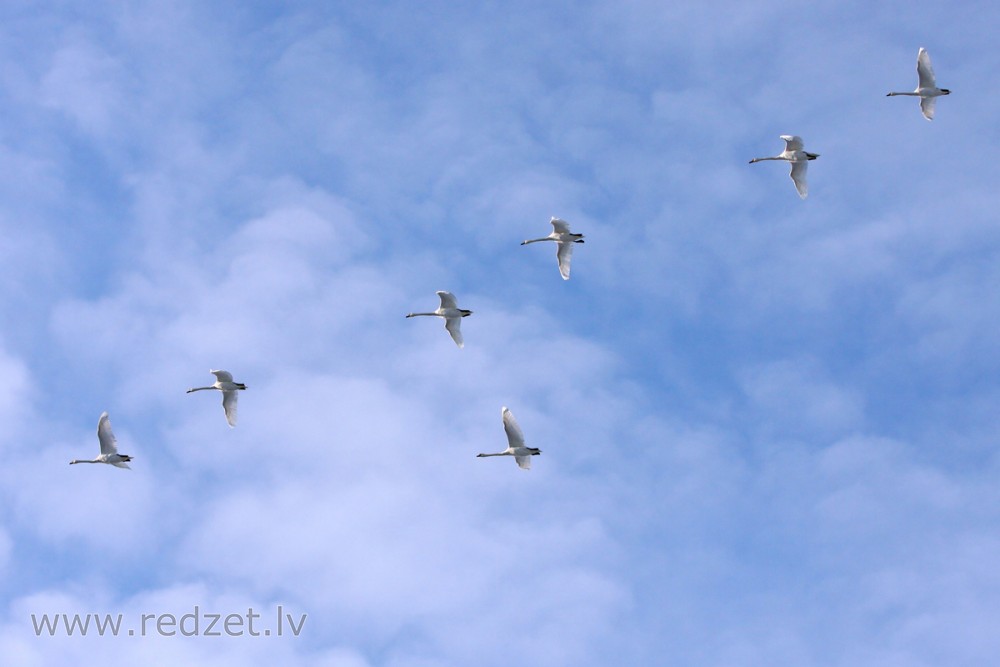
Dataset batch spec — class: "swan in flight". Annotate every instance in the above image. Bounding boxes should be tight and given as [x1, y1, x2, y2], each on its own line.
[406, 291, 472, 348]
[477, 406, 541, 470]
[749, 135, 820, 199]
[187, 370, 247, 427]
[887, 47, 950, 120]
[522, 217, 585, 280]
[70, 412, 133, 469]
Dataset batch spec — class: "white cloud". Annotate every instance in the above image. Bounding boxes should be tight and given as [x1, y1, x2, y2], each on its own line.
[739, 356, 865, 437]
[40, 39, 124, 136]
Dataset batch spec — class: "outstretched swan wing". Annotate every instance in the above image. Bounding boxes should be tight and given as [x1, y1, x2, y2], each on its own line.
[211, 369, 234, 383]
[444, 316, 464, 348]
[550, 217, 572, 234]
[780, 135, 804, 152]
[97, 412, 118, 455]
[789, 160, 809, 199]
[222, 390, 238, 427]
[436, 291, 458, 309]
[556, 242, 573, 280]
[502, 407, 525, 447]
[920, 96, 936, 121]
[916, 47, 936, 89]
[514, 455, 531, 470]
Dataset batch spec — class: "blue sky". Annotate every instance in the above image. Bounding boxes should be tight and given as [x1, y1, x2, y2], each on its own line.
[1, 1, 999, 665]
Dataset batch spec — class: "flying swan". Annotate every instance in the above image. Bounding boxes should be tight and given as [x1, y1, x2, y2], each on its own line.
[406, 291, 472, 348]
[887, 47, 950, 120]
[749, 135, 820, 199]
[70, 412, 133, 469]
[477, 406, 541, 470]
[187, 370, 247, 427]
[521, 217, 585, 280]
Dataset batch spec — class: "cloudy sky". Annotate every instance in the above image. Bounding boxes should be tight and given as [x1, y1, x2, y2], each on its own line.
[1, 1, 999, 665]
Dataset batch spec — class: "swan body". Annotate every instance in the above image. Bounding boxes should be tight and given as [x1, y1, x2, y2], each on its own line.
[186, 369, 247, 427]
[477, 406, 541, 470]
[749, 135, 819, 199]
[69, 412, 133, 469]
[406, 291, 472, 348]
[887, 47, 950, 120]
[521, 216, 585, 280]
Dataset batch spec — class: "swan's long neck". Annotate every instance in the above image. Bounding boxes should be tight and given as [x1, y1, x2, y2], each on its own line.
[887, 91, 920, 96]
[749, 156, 783, 163]
[186, 386, 216, 393]
[406, 312, 438, 317]
[477, 452, 506, 457]
[69, 459, 99, 464]
[521, 237, 551, 245]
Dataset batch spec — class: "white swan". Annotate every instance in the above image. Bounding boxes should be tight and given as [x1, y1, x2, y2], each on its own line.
[749, 135, 820, 199]
[887, 47, 950, 120]
[522, 217, 585, 280]
[477, 406, 541, 470]
[406, 291, 472, 348]
[70, 412, 133, 469]
[187, 370, 247, 427]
